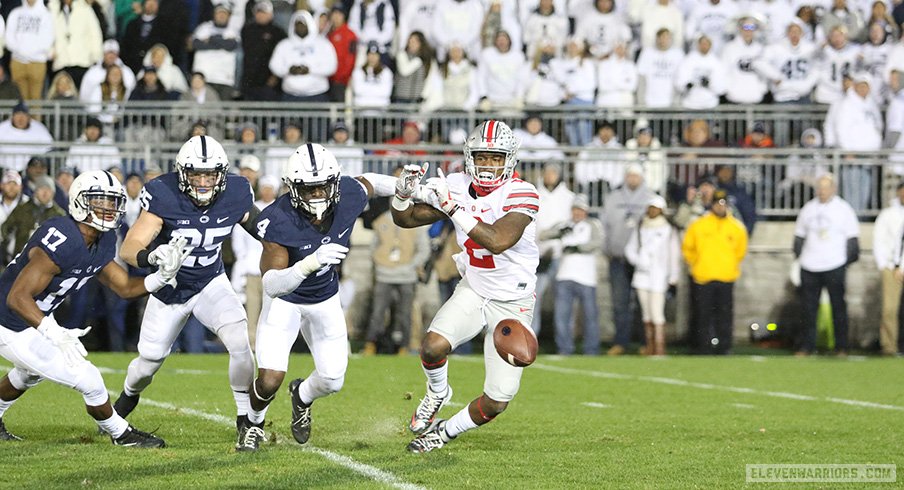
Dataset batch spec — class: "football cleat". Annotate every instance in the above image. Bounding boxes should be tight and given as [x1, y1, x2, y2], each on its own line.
[235, 416, 266, 452]
[288, 378, 312, 445]
[113, 391, 140, 419]
[407, 420, 454, 454]
[409, 384, 452, 434]
[0, 418, 21, 441]
[112, 425, 166, 448]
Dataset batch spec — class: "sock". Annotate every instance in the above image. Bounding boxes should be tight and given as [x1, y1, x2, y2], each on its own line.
[233, 390, 250, 417]
[422, 358, 448, 395]
[0, 398, 14, 418]
[97, 413, 129, 439]
[444, 406, 478, 439]
[248, 405, 269, 425]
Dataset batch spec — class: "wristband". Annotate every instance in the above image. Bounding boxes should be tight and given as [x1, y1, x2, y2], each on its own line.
[136, 249, 152, 268]
[391, 196, 412, 211]
[451, 212, 479, 234]
[143, 273, 167, 292]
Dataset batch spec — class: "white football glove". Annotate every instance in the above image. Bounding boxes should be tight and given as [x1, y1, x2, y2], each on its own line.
[37, 316, 91, 367]
[429, 169, 463, 216]
[395, 162, 429, 200]
[294, 243, 349, 277]
[150, 236, 191, 276]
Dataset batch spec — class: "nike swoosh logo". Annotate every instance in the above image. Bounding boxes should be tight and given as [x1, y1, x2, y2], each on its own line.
[337, 228, 350, 239]
[519, 307, 531, 312]
[217, 217, 230, 224]
[481, 208, 491, 213]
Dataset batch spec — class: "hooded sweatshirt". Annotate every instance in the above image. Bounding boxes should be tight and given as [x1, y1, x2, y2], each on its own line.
[191, 16, 241, 87]
[269, 11, 338, 97]
[5, 0, 54, 63]
[140, 44, 189, 94]
[50, 0, 102, 71]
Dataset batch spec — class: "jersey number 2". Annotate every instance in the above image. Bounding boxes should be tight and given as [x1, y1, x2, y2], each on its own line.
[464, 239, 495, 269]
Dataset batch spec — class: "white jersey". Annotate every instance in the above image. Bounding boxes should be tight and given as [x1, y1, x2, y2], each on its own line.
[721, 38, 767, 103]
[755, 38, 818, 102]
[813, 45, 859, 104]
[637, 47, 684, 107]
[428, 173, 540, 301]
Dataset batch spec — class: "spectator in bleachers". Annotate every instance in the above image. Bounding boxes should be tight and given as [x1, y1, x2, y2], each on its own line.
[269, 10, 338, 102]
[576, 0, 631, 60]
[685, 0, 737, 54]
[47, 71, 79, 101]
[191, 2, 241, 101]
[782, 127, 829, 202]
[637, 28, 684, 107]
[625, 119, 667, 195]
[233, 121, 262, 165]
[859, 21, 893, 101]
[519, 0, 568, 26]
[576, 121, 624, 198]
[80, 40, 137, 101]
[793, 174, 859, 356]
[238, 154, 260, 194]
[84, 64, 129, 126]
[128, 66, 169, 101]
[760, 0, 796, 43]
[50, 0, 103, 89]
[140, 44, 188, 96]
[0, 175, 65, 263]
[431, 0, 484, 60]
[440, 43, 479, 111]
[327, 120, 364, 176]
[143, 163, 162, 182]
[814, 25, 859, 104]
[0, 65, 23, 101]
[625, 195, 679, 356]
[393, 31, 442, 109]
[739, 121, 775, 149]
[534, 162, 575, 336]
[123, 172, 143, 227]
[121, 0, 168, 74]
[352, 40, 394, 108]
[866, 1, 899, 38]
[872, 182, 904, 356]
[326, 3, 356, 102]
[65, 116, 122, 172]
[541, 195, 602, 355]
[481, 0, 523, 52]
[795, 4, 826, 44]
[263, 120, 304, 178]
[553, 37, 597, 146]
[640, 0, 683, 49]
[676, 34, 727, 109]
[886, 69, 904, 173]
[399, 0, 436, 49]
[182, 72, 220, 104]
[674, 176, 734, 228]
[241, 1, 286, 101]
[714, 164, 757, 234]
[823, 0, 867, 42]
[721, 17, 768, 104]
[5, 0, 54, 102]
[523, 0, 568, 59]
[525, 42, 564, 107]
[514, 113, 565, 161]
[596, 41, 637, 108]
[682, 189, 747, 354]
[0, 103, 53, 172]
[54, 166, 74, 209]
[603, 164, 655, 355]
[348, 0, 396, 52]
[756, 19, 818, 103]
[824, 72, 882, 212]
[23, 157, 50, 197]
[476, 30, 527, 109]
[0, 170, 26, 229]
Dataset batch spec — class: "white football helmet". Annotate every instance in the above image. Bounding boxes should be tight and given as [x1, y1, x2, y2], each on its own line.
[464, 120, 521, 190]
[175, 135, 229, 204]
[283, 143, 341, 220]
[69, 170, 127, 232]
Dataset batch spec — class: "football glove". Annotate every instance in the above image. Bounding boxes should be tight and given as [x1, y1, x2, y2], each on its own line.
[149, 236, 191, 276]
[429, 169, 463, 216]
[295, 243, 349, 277]
[37, 316, 91, 367]
[396, 162, 429, 200]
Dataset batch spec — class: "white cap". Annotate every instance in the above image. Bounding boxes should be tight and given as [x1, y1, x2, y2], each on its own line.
[626, 163, 644, 177]
[258, 174, 280, 190]
[647, 194, 667, 210]
[103, 39, 120, 54]
[239, 154, 261, 172]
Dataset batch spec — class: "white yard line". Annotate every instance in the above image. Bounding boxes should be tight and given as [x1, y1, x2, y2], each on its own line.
[730, 403, 756, 409]
[581, 402, 611, 409]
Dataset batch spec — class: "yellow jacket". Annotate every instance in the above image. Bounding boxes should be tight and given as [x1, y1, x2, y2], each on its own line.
[682, 212, 748, 284]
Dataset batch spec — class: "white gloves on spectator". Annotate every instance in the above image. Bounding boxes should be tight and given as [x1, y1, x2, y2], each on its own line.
[37, 316, 91, 367]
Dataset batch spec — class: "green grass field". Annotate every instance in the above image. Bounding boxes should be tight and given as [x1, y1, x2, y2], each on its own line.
[0, 353, 901, 489]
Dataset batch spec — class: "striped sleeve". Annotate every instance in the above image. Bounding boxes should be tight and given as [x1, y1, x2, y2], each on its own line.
[502, 181, 540, 219]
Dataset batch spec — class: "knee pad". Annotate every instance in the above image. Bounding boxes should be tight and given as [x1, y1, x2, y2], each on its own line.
[73, 364, 109, 406]
[319, 375, 345, 395]
[137, 339, 172, 363]
[218, 320, 251, 355]
[8, 368, 42, 391]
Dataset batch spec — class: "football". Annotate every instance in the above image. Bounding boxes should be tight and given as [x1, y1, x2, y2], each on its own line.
[493, 319, 538, 367]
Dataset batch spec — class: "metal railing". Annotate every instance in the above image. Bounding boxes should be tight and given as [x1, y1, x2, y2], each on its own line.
[2, 141, 894, 219]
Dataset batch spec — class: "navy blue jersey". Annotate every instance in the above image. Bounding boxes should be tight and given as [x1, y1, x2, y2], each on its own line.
[141, 172, 253, 304]
[0, 216, 116, 332]
[256, 176, 368, 305]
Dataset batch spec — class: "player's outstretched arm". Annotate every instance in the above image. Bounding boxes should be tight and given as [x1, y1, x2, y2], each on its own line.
[391, 202, 448, 228]
[7, 247, 60, 327]
[121, 209, 164, 267]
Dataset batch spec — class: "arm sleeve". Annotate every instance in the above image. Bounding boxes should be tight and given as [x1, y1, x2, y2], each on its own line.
[262, 265, 306, 298]
[361, 172, 397, 197]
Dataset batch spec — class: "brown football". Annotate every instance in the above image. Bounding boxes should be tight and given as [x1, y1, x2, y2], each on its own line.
[493, 319, 538, 367]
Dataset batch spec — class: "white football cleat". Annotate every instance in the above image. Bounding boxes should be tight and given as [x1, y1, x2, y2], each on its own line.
[409, 384, 452, 434]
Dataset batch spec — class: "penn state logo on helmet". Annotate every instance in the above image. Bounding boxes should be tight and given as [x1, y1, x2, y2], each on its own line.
[68, 170, 127, 232]
[283, 143, 341, 220]
[175, 135, 229, 204]
[464, 120, 521, 190]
